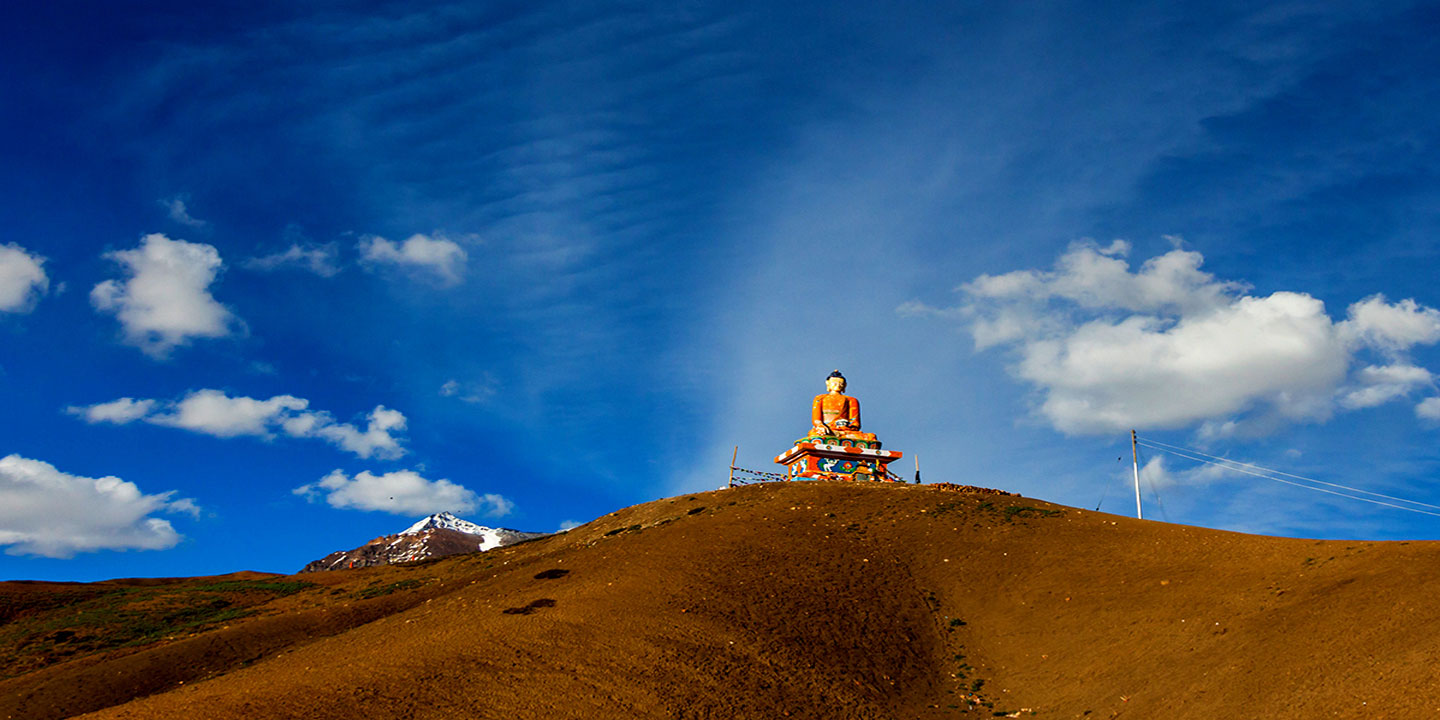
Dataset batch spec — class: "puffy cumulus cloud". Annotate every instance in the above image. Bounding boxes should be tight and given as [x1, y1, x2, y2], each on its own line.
[293, 469, 511, 517]
[66, 397, 156, 424]
[914, 241, 1440, 435]
[0, 243, 49, 313]
[1017, 292, 1350, 433]
[0, 455, 196, 558]
[1338, 295, 1440, 354]
[149, 390, 309, 438]
[90, 234, 239, 358]
[1418, 397, 1440, 421]
[242, 243, 341, 277]
[1339, 364, 1434, 409]
[963, 239, 1244, 318]
[305, 407, 407, 460]
[358, 233, 467, 285]
[68, 389, 408, 459]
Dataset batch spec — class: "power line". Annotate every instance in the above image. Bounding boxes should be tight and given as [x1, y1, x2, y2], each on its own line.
[1136, 438, 1440, 519]
[1137, 437, 1440, 512]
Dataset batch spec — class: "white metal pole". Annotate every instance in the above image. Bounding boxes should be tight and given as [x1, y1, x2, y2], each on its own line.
[1131, 429, 1142, 520]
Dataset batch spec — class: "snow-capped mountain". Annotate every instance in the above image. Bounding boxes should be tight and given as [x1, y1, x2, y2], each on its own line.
[299, 512, 546, 573]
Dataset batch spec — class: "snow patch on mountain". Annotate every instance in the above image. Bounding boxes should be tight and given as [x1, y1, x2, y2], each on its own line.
[299, 512, 546, 573]
[402, 511, 490, 536]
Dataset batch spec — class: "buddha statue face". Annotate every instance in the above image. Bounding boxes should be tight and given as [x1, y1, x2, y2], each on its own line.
[826, 375, 846, 393]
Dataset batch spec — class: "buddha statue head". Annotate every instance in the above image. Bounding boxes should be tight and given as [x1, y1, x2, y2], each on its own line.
[825, 369, 846, 394]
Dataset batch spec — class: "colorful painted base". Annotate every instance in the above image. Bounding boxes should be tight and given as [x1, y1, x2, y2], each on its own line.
[775, 441, 903, 482]
[792, 433, 883, 450]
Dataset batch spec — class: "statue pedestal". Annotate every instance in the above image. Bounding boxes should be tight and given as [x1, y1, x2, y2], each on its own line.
[774, 440, 904, 482]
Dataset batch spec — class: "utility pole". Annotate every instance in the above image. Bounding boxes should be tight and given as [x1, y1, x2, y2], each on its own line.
[1131, 429, 1142, 520]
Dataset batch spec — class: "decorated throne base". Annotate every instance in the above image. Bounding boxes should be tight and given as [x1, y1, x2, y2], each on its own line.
[793, 432, 882, 450]
[775, 440, 903, 482]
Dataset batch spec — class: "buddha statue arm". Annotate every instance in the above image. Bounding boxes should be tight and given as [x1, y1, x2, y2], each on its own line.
[811, 394, 832, 434]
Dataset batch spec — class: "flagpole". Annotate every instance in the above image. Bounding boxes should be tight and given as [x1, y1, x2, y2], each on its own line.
[729, 446, 738, 489]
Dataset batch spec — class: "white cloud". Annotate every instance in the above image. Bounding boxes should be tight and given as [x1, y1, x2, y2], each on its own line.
[69, 389, 408, 459]
[163, 196, 207, 228]
[935, 241, 1440, 435]
[166, 497, 202, 518]
[1418, 397, 1440, 421]
[1339, 364, 1434, 409]
[1339, 295, 1440, 354]
[66, 397, 157, 424]
[293, 468, 510, 516]
[90, 233, 238, 358]
[557, 519, 582, 532]
[243, 243, 341, 277]
[439, 375, 498, 404]
[304, 406, 407, 459]
[1134, 454, 1243, 490]
[962, 239, 1244, 316]
[358, 233, 467, 284]
[0, 243, 49, 313]
[0, 454, 196, 558]
[149, 389, 309, 438]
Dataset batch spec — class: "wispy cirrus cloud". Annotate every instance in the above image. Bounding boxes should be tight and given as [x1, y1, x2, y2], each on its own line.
[439, 375, 498, 404]
[100, 3, 757, 428]
[243, 242, 341, 277]
[162, 195, 207, 228]
[69, 389, 408, 459]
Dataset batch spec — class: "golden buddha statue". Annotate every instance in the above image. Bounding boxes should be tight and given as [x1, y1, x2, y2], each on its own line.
[776, 368, 901, 481]
[806, 370, 879, 446]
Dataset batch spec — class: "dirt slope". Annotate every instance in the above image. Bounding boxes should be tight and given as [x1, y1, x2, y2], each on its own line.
[5, 481, 1440, 719]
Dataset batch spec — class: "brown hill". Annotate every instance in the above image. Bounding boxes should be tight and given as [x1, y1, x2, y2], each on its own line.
[4, 481, 1440, 719]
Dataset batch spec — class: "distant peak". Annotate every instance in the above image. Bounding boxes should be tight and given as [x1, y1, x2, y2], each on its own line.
[401, 512, 491, 537]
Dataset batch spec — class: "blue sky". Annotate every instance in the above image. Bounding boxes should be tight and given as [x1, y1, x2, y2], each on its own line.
[5, 1, 1440, 581]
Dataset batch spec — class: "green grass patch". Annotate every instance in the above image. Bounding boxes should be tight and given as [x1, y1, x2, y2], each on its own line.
[0, 578, 321, 679]
[1000, 505, 1062, 522]
[192, 580, 315, 595]
[355, 579, 423, 599]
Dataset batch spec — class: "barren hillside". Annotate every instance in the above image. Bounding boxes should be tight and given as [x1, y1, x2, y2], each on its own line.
[4, 481, 1438, 719]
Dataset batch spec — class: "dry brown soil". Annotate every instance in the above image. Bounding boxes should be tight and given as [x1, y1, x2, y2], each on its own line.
[4, 481, 1440, 719]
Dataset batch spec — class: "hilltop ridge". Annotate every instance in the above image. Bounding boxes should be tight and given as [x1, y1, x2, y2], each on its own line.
[4, 481, 1439, 719]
